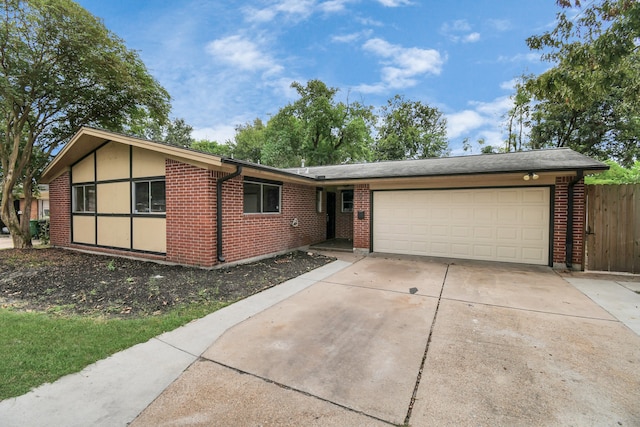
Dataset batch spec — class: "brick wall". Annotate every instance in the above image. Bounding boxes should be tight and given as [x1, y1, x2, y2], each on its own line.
[353, 184, 371, 251]
[335, 190, 354, 239]
[165, 160, 217, 267]
[553, 176, 585, 268]
[219, 175, 326, 263]
[49, 172, 71, 246]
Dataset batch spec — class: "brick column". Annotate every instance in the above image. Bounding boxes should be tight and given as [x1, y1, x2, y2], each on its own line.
[165, 159, 217, 267]
[353, 184, 371, 254]
[553, 176, 585, 269]
[49, 171, 71, 247]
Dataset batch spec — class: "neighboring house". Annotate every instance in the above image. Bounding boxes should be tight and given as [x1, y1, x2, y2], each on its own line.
[19, 185, 50, 221]
[40, 127, 607, 270]
[0, 186, 49, 234]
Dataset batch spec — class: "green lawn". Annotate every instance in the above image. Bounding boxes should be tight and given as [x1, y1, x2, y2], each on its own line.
[0, 303, 226, 400]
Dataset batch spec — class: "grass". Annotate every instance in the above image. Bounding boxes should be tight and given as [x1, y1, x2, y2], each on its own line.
[0, 302, 226, 400]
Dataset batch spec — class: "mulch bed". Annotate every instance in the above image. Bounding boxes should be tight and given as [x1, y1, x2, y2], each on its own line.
[0, 248, 334, 317]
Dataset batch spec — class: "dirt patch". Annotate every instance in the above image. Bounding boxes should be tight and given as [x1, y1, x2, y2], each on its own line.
[0, 248, 335, 317]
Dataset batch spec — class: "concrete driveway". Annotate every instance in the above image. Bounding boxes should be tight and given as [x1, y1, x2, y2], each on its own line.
[132, 255, 640, 426]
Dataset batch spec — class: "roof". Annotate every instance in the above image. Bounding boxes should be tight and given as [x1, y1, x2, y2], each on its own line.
[285, 148, 609, 181]
[41, 127, 608, 184]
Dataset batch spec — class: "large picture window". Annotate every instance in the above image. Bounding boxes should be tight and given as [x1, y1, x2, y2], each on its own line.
[72, 184, 96, 212]
[134, 180, 166, 213]
[243, 180, 281, 214]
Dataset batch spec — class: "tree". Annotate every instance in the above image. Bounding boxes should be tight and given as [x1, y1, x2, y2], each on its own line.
[523, 0, 640, 166]
[585, 160, 640, 184]
[136, 117, 193, 148]
[190, 139, 233, 157]
[374, 95, 448, 160]
[262, 80, 374, 167]
[504, 76, 532, 152]
[230, 118, 266, 163]
[0, 0, 170, 248]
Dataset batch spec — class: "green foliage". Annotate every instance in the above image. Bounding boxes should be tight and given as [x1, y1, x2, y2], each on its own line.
[585, 160, 640, 184]
[262, 80, 375, 167]
[0, 303, 225, 399]
[522, 0, 640, 166]
[190, 139, 233, 157]
[374, 95, 449, 160]
[0, 0, 171, 248]
[230, 118, 267, 163]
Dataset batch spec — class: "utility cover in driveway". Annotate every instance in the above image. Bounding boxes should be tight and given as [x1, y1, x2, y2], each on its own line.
[373, 188, 550, 265]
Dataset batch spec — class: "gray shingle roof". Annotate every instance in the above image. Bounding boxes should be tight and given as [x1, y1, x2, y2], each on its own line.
[282, 148, 608, 181]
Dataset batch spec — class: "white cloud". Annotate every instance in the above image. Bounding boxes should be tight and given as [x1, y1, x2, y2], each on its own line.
[463, 32, 480, 43]
[377, 0, 412, 6]
[497, 53, 540, 63]
[192, 125, 237, 143]
[441, 20, 480, 43]
[243, 0, 350, 23]
[332, 30, 372, 44]
[470, 96, 512, 116]
[206, 35, 283, 75]
[361, 38, 444, 89]
[318, 0, 352, 13]
[446, 95, 514, 145]
[487, 19, 511, 32]
[500, 79, 517, 90]
[447, 110, 486, 139]
[441, 19, 472, 33]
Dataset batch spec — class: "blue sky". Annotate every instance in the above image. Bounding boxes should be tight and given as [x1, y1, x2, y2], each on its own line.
[75, 0, 562, 155]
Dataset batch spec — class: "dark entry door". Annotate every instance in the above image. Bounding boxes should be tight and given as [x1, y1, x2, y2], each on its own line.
[326, 192, 336, 239]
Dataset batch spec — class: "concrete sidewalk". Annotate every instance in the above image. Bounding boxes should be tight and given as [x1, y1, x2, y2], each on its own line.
[0, 259, 353, 427]
[0, 235, 13, 249]
[565, 276, 640, 336]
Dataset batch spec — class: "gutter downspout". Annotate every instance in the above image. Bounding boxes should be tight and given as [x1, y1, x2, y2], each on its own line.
[565, 169, 583, 269]
[217, 165, 242, 262]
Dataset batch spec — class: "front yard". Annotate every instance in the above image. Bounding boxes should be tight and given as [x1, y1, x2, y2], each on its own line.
[0, 248, 334, 400]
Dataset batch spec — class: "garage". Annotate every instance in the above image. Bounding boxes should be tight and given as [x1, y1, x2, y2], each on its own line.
[373, 187, 551, 265]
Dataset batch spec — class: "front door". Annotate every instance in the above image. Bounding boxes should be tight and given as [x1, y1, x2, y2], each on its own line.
[326, 192, 336, 239]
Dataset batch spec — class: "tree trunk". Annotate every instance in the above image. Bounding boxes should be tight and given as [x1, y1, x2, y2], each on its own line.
[0, 180, 33, 250]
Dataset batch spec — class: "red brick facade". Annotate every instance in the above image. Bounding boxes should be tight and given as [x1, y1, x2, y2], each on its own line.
[47, 158, 587, 269]
[49, 172, 71, 246]
[553, 176, 586, 268]
[165, 160, 217, 267]
[163, 160, 325, 267]
[219, 175, 326, 263]
[335, 189, 353, 240]
[353, 184, 371, 252]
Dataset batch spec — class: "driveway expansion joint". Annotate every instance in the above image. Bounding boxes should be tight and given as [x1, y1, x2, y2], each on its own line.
[200, 357, 396, 426]
[404, 263, 449, 424]
[441, 296, 621, 322]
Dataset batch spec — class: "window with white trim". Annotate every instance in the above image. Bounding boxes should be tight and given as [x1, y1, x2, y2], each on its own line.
[72, 184, 96, 212]
[243, 181, 281, 214]
[133, 180, 166, 213]
[341, 190, 354, 212]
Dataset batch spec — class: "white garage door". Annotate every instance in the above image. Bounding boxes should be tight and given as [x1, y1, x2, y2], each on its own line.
[373, 188, 550, 265]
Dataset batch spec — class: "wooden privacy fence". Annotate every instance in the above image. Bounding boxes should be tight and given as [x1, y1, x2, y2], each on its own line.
[586, 184, 640, 273]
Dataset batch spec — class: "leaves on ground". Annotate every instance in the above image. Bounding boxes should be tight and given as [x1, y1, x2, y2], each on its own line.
[0, 249, 334, 317]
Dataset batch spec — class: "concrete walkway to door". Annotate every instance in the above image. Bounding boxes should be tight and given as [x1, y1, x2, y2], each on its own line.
[132, 255, 640, 426]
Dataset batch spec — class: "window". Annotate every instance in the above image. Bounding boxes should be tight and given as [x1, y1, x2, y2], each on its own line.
[134, 180, 165, 213]
[243, 180, 281, 213]
[316, 189, 323, 213]
[73, 184, 96, 212]
[341, 190, 354, 212]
